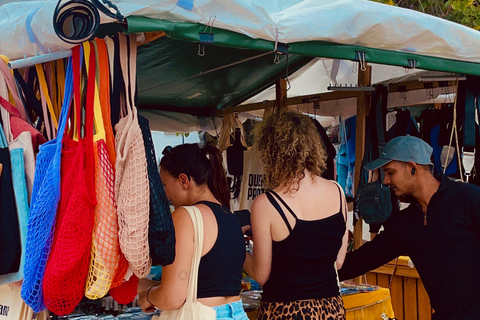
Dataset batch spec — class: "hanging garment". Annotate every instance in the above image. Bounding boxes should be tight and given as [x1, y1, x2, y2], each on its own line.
[139, 114, 175, 266]
[13, 68, 47, 140]
[312, 118, 336, 180]
[386, 109, 420, 141]
[21, 56, 74, 313]
[84, 40, 121, 300]
[0, 59, 46, 151]
[42, 44, 97, 316]
[239, 150, 265, 211]
[114, 33, 151, 279]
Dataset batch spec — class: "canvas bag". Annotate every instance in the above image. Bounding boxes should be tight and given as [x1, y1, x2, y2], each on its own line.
[0, 120, 21, 276]
[155, 206, 216, 320]
[0, 100, 30, 285]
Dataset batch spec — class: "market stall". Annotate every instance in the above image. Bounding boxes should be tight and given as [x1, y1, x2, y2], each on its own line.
[1, 0, 480, 319]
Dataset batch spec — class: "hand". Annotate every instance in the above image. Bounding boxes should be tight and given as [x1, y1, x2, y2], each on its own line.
[138, 286, 158, 313]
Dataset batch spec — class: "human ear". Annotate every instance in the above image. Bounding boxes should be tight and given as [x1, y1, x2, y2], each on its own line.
[407, 161, 419, 175]
[178, 173, 190, 189]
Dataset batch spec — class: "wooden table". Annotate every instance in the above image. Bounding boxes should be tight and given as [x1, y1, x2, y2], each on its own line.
[344, 287, 395, 320]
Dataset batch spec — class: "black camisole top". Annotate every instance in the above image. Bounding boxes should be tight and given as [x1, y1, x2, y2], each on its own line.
[261, 187, 346, 302]
[194, 201, 246, 298]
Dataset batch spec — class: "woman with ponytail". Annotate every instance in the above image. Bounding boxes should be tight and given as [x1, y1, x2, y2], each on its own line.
[138, 143, 249, 320]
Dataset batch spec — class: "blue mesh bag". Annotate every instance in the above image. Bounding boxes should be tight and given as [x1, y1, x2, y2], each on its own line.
[21, 57, 74, 312]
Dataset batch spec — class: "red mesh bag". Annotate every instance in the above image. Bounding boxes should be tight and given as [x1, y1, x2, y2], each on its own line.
[109, 274, 139, 305]
[42, 44, 96, 315]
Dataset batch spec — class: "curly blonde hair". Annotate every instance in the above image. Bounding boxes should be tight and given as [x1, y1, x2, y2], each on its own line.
[255, 111, 327, 193]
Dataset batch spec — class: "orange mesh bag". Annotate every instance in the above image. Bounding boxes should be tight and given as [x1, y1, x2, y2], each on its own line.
[84, 40, 121, 300]
[114, 33, 151, 279]
[42, 44, 96, 315]
[94, 38, 116, 166]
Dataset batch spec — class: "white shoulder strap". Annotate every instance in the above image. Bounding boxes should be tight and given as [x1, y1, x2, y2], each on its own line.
[181, 205, 204, 303]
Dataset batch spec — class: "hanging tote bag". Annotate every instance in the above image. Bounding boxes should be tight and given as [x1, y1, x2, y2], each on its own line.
[42, 44, 96, 315]
[84, 40, 121, 300]
[138, 115, 176, 266]
[114, 33, 151, 279]
[0, 121, 21, 276]
[21, 57, 74, 313]
[0, 100, 30, 285]
[156, 206, 216, 320]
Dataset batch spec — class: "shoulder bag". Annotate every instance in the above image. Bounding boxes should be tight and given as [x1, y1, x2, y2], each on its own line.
[156, 206, 216, 320]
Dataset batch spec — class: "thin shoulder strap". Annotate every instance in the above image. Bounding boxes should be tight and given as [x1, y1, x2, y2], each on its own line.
[270, 190, 299, 220]
[181, 206, 204, 303]
[265, 191, 293, 232]
[331, 180, 347, 221]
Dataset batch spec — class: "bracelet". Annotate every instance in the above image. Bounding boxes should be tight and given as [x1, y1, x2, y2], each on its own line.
[147, 285, 156, 306]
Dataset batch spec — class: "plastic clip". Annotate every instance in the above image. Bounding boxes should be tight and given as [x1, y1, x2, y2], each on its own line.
[462, 147, 475, 182]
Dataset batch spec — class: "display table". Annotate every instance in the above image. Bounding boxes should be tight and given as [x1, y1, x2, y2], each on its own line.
[343, 287, 395, 320]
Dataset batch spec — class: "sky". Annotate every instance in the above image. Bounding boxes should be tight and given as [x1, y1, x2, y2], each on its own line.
[151, 131, 201, 163]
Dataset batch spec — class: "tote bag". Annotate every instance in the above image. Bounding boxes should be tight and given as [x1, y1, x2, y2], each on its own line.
[0, 121, 21, 276]
[156, 206, 216, 320]
[0, 103, 30, 285]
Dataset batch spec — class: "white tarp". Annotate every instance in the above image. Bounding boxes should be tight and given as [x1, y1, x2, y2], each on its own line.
[1, 0, 480, 63]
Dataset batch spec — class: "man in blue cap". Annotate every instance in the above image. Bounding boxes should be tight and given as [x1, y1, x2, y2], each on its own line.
[338, 135, 480, 319]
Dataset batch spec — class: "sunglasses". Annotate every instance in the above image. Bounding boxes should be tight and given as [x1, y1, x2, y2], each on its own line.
[162, 146, 190, 176]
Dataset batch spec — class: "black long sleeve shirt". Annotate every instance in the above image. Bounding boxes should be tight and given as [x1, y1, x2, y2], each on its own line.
[338, 175, 480, 320]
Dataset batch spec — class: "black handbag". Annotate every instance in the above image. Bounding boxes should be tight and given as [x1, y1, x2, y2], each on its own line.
[354, 181, 392, 224]
[138, 114, 176, 266]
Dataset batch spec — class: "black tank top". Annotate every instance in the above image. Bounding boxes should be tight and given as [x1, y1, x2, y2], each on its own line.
[195, 201, 246, 298]
[261, 187, 346, 302]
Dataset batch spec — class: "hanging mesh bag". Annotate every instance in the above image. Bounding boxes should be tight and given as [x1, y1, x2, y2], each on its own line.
[42, 44, 97, 315]
[138, 115, 175, 266]
[109, 273, 139, 305]
[114, 33, 151, 278]
[21, 56, 74, 313]
[84, 39, 121, 299]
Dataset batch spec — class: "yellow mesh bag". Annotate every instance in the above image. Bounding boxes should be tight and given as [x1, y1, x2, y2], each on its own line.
[84, 41, 121, 299]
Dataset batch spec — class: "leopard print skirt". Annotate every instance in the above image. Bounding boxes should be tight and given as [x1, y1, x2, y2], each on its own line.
[257, 296, 345, 320]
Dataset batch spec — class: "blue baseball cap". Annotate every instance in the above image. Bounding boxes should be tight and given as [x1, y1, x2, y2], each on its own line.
[364, 136, 433, 171]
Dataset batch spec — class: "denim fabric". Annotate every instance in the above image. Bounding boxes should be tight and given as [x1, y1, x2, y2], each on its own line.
[212, 300, 249, 320]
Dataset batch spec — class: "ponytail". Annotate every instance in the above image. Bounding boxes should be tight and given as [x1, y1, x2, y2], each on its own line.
[160, 143, 230, 209]
[202, 144, 231, 210]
